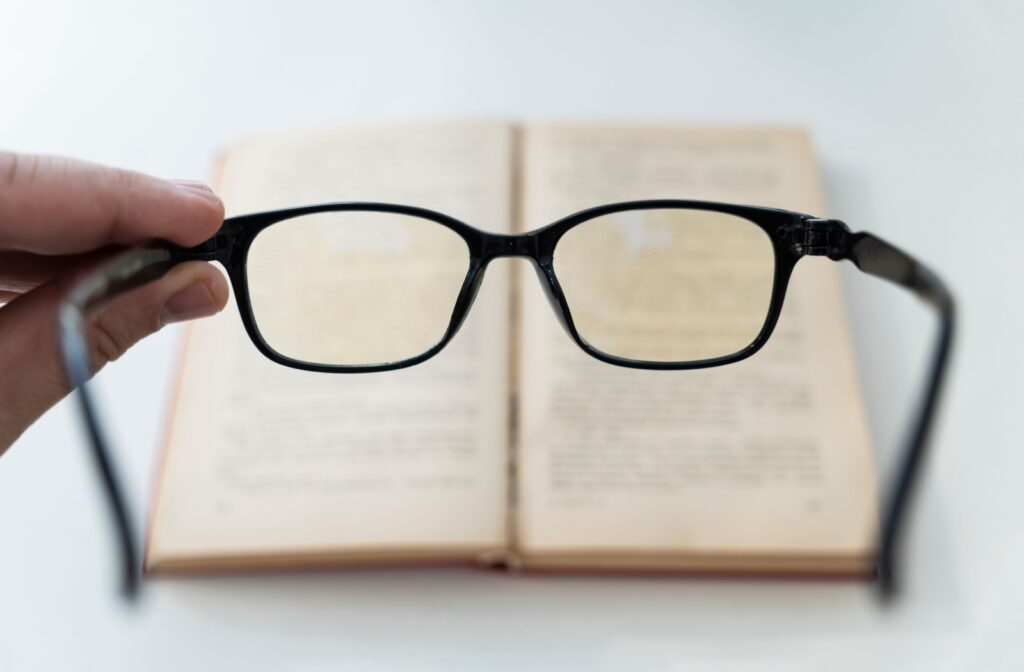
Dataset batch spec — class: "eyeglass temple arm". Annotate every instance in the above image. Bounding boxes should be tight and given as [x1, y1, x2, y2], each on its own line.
[843, 231, 956, 599]
[57, 243, 183, 599]
[57, 223, 240, 599]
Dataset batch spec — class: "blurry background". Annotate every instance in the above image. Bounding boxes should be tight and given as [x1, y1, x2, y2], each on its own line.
[1, 1, 1021, 669]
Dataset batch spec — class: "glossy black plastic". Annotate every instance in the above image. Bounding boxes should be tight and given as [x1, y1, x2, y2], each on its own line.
[56, 200, 955, 602]
[187, 201, 806, 373]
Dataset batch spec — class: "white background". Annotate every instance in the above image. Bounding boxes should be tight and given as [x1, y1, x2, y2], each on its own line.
[1, 1, 1022, 669]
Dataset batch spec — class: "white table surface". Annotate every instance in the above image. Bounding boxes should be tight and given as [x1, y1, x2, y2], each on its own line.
[2, 1, 1022, 669]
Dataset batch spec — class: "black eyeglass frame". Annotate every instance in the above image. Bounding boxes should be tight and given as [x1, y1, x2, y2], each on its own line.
[220, 200, 814, 374]
[57, 199, 955, 603]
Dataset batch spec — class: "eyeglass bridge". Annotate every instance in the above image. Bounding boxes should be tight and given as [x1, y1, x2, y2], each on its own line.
[479, 232, 542, 261]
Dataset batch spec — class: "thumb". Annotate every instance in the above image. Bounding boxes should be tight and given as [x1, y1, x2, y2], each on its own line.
[83, 261, 229, 370]
[0, 261, 229, 450]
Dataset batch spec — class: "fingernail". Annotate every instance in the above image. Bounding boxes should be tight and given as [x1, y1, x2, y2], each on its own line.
[160, 281, 219, 326]
[171, 179, 222, 205]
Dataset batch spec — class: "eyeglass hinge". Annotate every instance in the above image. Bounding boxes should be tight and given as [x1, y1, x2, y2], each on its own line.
[178, 230, 231, 262]
[795, 218, 850, 260]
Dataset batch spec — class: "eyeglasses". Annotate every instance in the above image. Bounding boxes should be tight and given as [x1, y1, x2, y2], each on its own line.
[58, 200, 955, 601]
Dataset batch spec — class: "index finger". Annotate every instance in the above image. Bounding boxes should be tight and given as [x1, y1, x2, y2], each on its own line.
[0, 152, 224, 254]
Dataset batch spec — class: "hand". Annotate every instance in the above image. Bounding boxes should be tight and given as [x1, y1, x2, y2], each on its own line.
[0, 152, 229, 451]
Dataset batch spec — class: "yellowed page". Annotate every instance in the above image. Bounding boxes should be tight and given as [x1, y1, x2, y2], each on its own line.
[148, 122, 513, 570]
[515, 125, 877, 570]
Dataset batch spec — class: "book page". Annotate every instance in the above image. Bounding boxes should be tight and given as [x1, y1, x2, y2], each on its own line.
[148, 123, 513, 570]
[515, 125, 877, 571]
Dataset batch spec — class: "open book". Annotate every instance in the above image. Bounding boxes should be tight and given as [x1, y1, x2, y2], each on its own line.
[147, 122, 878, 576]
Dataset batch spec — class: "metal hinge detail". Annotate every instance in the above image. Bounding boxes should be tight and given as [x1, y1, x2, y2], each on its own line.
[181, 231, 231, 261]
[794, 218, 850, 259]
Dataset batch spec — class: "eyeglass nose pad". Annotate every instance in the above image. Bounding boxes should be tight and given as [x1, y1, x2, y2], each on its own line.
[531, 259, 577, 340]
[447, 260, 489, 336]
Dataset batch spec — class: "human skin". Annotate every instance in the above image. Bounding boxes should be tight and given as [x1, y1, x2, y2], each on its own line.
[0, 152, 229, 452]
